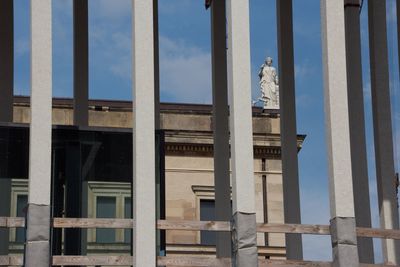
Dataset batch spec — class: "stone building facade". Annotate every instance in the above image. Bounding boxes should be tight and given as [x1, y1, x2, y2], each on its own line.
[6, 96, 305, 260]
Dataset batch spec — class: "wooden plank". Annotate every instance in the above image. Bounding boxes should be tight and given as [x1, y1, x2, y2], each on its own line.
[4, 217, 400, 241]
[257, 223, 330, 235]
[0, 256, 23, 266]
[158, 257, 333, 267]
[157, 256, 230, 267]
[0, 256, 9, 266]
[259, 259, 331, 267]
[0, 217, 6, 227]
[53, 218, 133, 229]
[0, 217, 25, 228]
[8, 256, 23, 266]
[7, 217, 25, 228]
[165, 244, 286, 256]
[157, 220, 231, 231]
[52, 256, 132, 266]
[357, 227, 400, 240]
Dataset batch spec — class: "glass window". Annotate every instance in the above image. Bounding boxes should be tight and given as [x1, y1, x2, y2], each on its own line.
[200, 200, 216, 246]
[96, 196, 116, 243]
[124, 197, 131, 243]
[16, 194, 27, 243]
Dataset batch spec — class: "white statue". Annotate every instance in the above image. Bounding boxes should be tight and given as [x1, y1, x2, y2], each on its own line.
[258, 57, 279, 109]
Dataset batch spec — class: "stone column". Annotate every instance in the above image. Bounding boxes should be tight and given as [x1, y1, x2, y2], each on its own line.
[132, 1, 156, 266]
[0, 0, 13, 257]
[226, 1, 258, 266]
[368, 0, 400, 264]
[320, 0, 359, 266]
[211, 0, 232, 258]
[73, 0, 89, 127]
[24, 0, 53, 266]
[276, 0, 303, 260]
[344, 0, 374, 263]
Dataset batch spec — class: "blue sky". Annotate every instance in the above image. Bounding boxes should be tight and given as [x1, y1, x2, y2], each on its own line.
[12, 0, 400, 262]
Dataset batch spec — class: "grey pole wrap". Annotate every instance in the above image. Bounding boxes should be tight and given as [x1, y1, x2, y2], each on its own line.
[24, 204, 51, 267]
[231, 212, 258, 267]
[330, 217, 359, 267]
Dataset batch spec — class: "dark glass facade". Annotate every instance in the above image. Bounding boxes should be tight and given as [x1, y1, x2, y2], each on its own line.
[0, 124, 165, 256]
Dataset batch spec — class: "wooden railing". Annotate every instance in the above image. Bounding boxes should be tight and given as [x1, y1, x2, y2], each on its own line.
[2, 217, 400, 239]
[1, 217, 400, 266]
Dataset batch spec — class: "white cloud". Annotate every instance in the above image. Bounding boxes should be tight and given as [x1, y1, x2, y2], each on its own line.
[88, 17, 132, 81]
[86, 30, 213, 103]
[108, 32, 132, 79]
[159, 36, 212, 103]
[158, 0, 193, 15]
[93, 0, 131, 20]
[53, 0, 72, 13]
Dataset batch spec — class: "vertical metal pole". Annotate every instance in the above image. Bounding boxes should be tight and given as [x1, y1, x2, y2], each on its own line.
[0, 0, 14, 122]
[25, 0, 53, 266]
[321, 0, 359, 266]
[73, 0, 89, 127]
[261, 159, 269, 247]
[368, 0, 400, 264]
[0, 0, 13, 256]
[211, 0, 232, 258]
[344, 0, 374, 263]
[226, 0, 258, 265]
[276, 0, 303, 260]
[0, 179, 11, 255]
[132, 1, 156, 266]
[64, 142, 84, 266]
[153, 0, 160, 131]
[153, 0, 165, 256]
[398, 0, 400, 91]
[72, 3, 88, 261]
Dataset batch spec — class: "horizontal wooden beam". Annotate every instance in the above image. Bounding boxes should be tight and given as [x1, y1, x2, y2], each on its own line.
[158, 256, 230, 267]
[158, 219, 231, 231]
[0, 217, 24, 228]
[259, 259, 331, 267]
[2, 217, 400, 240]
[257, 223, 330, 235]
[53, 256, 132, 266]
[356, 227, 400, 240]
[0, 256, 23, 266]
[52, 219, 230, 231]
[53, 218, 133, 229]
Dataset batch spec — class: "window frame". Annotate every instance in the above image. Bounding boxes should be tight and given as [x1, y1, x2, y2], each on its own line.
[192, 185, 232, 245]
[10, 179, 28, 243]
[87, 181, 131, 243]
